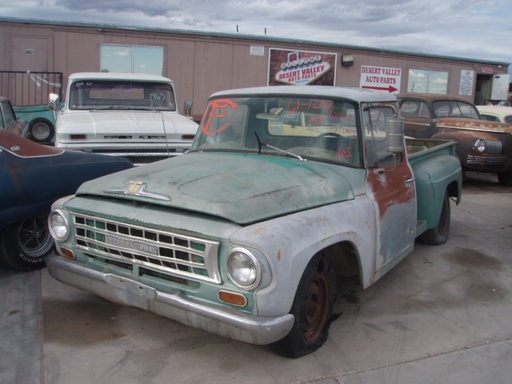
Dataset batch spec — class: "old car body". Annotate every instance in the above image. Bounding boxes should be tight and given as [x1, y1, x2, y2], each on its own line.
[0, 129, 133, 271]
[477, 105, 512, 125]
[46, 86, 461, 357]
[397, 93, 512, 185]
[0, 96, 29, 137]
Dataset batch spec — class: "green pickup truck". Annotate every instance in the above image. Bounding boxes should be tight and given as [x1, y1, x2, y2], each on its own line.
[47, 86, 462, 358]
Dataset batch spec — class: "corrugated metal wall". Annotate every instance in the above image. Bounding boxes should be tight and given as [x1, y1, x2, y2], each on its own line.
[0, 20, 508, 120]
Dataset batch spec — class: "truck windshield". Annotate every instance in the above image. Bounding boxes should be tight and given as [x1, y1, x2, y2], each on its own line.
[191, 96, 361, 166]
[68, 81, 176, 111]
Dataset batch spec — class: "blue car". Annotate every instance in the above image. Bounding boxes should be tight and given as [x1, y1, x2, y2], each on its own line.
[0, 128, 133, 271]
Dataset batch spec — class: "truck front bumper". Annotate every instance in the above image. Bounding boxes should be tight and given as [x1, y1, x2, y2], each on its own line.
[47, 255, 294, 345]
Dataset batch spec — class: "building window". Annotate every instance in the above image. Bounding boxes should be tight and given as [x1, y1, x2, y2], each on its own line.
[100, 45, 164, 75]
[407, 69, 448, 94]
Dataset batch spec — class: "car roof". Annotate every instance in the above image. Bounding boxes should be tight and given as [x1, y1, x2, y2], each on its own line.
[396, 92, 471, 103]
[476, 105, 512, 117]
[211, 86, 398, 103]
[68, 72, 174, 83]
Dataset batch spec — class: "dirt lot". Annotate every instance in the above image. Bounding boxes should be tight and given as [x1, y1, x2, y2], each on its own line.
[1, 172, 511, 384]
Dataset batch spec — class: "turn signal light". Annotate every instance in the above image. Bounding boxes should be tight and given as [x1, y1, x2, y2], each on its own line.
[218, 290, 248, 307]
[59, 246, 76, 260]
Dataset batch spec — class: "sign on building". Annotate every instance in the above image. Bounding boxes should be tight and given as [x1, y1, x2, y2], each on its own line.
[268, 48, 337, 86]
[459, 70, 474, 96]
[359, 65, 402, 93]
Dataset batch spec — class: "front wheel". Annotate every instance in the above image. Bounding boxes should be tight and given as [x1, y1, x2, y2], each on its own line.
[498, 173, 512, 186]
[418, 192, 450, 245]
[269, 253, 336, 358]
[0, 217, 54, 271]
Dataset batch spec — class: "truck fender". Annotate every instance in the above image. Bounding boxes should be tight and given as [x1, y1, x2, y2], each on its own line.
[230, 198, 376, 317]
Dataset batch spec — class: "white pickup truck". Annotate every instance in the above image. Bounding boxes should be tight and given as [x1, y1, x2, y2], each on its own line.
[49, 72, 198, 166]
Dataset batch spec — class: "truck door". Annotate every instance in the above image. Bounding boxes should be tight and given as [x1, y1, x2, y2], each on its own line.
[362, 105, 416, 274]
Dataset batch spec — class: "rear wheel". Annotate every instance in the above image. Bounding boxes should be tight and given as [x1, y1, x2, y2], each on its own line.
[418, 192, 450, 245]
[269, 253, 336, 358]
[0, 217, 54, 271]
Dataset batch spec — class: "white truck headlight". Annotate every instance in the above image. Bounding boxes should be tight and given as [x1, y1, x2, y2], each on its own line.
[474, 138, 486, 153]
[227, 248, 261, 289]
[49, 210, 70, 241]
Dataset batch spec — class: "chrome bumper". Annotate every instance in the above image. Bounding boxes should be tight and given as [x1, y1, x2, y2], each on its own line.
[46, 255, 294, 345]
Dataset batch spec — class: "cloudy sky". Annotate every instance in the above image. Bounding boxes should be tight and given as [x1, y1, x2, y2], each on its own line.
[2, 0, 511, 72]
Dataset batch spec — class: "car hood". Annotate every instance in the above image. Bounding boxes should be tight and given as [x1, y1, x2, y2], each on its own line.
[58, 110, 198, 137]
[75, 152, 355, 224]
[435, 117, 512, 134]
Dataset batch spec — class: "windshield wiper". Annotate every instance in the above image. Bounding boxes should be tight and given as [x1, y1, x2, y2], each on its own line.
[254, 133, 306, 162]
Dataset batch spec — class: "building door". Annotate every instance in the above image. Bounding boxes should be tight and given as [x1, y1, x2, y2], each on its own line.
[475, 74, 492, 105]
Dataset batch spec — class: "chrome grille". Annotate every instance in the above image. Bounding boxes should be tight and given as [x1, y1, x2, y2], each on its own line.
[478, 140, 502, 154]
[72, 213, 221, 284]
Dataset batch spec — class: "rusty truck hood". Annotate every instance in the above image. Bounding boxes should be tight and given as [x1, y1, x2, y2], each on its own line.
[75, 152, 355, 224]
[435, 117, 512, 134]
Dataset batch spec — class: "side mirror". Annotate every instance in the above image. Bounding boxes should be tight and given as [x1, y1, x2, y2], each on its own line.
[183, 100, 192, 117]
[386, 116, 404, 153]
[48, 93, 60, 111]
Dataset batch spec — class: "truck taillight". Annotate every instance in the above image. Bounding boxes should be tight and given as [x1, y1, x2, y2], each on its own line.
[182, 135, 195, 140]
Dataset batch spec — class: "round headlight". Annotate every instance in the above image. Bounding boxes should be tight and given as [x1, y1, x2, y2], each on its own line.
[474, 138, 486, 153]
[49, 210, 70, 241]
[227, 248, 260, 289]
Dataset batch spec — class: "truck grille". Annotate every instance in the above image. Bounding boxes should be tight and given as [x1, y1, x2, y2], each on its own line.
[72, 213, 221, 284]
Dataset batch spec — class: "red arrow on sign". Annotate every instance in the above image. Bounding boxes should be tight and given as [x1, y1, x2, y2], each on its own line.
[362, 85, 398, 93]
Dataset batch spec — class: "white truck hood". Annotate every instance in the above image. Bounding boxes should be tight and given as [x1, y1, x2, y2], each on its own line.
[57, 110, 198, 138]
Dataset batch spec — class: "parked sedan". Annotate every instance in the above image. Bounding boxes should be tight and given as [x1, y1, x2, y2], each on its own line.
[0, 129, 133, 271]
[477, 105, 512, 125]
[397, 93, 512, 186]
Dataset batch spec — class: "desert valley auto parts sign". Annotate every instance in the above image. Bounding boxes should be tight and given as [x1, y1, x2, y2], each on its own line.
[268, 50, 402, 92]
[359, 65, 402, 93]
[268, 49, 337, 86]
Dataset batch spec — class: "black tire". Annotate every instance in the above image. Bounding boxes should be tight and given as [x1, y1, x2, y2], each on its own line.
[418, 192, 450, 245]
[498, 173, 512, 186]
[0, 216, 54, 271]
[269, 253, 336, 358]
[28, 118, 55, 142]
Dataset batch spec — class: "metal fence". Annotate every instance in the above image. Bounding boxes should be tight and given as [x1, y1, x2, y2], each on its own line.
[0, 71, 63, 106]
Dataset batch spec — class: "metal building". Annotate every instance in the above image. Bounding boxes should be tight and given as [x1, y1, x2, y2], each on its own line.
[0, 18, 509, 120]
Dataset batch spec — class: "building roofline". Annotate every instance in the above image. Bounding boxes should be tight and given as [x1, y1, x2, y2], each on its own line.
[1, 16, 510, 67]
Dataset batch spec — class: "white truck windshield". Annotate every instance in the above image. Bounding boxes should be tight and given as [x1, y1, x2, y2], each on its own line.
[68, 80, 176, 111]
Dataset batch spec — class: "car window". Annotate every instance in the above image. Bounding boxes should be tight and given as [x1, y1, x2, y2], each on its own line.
[479, 114, 499, 122]
[505, 115, 512, 124]
[433, 101, 479, 119]
[400, 100, 429, 117]
[0, 100, 17, 129]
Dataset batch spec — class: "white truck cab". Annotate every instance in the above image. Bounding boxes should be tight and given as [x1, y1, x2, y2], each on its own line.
[49, 72, 198, 165]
